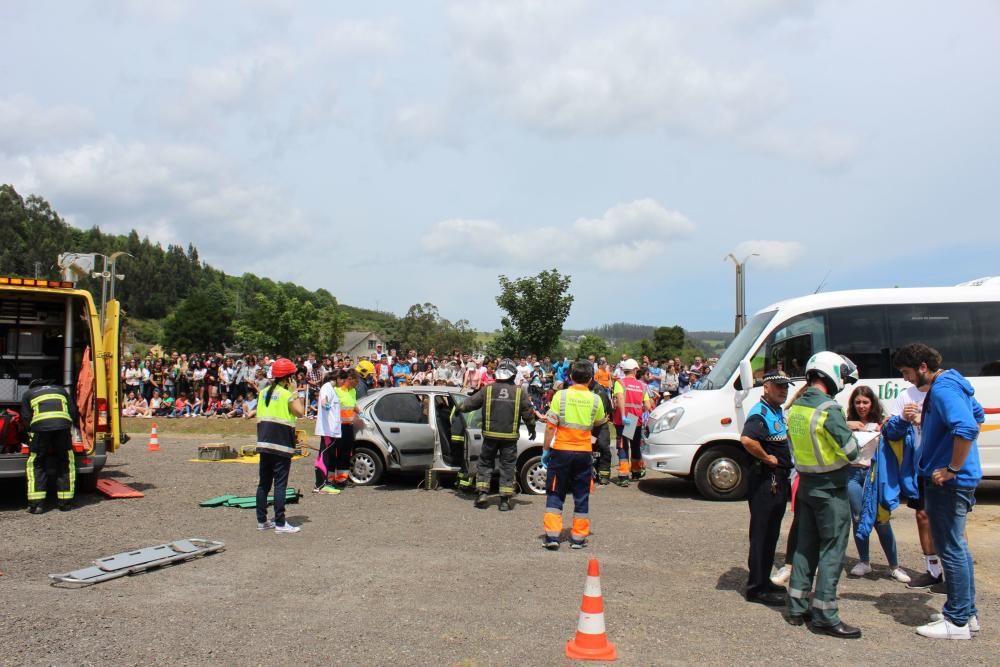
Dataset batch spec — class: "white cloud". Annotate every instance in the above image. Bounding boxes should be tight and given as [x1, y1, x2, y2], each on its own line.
[0, 95, 94, 152]
[731, 240, 805, 269]
[422, 198, 694, 271]
[747, 126, 860, 170]
[448, 3, 786, 136]
[0, 137, 310, 263]
[720, 0, 825, 28]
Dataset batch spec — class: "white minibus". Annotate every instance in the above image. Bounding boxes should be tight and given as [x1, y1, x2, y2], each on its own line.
[642, 282, 1000, 500]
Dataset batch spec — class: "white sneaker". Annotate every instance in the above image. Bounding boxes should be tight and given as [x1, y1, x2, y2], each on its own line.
[917, 617, 972, 640]
[890, 567, 912, 584]
[931, 613, 979, 633]
[770, 564, 792, 587]
[257, 520, 275, 531]
[274, 522, 301, 534]
[850, 562, 872, 576]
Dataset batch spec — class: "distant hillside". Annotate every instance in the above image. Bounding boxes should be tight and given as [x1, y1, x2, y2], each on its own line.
[565, 322, 733, 355]
[686, 330, 735, 357]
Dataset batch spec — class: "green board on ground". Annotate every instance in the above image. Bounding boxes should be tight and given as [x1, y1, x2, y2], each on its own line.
[199, 494, 237, 507]
[214, 488, 300, 508]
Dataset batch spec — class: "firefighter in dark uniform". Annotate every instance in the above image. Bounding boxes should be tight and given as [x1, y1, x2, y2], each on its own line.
[739, 369, 794, 605]
[588, 376, 613, 485]
[460, 358, 536, 511]
[22, 379, 78, 513]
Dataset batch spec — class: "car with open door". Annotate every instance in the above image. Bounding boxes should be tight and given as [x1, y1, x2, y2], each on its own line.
[349, 386, 547, 495]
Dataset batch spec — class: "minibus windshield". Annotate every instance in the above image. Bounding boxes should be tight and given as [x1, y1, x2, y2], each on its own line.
[696, 310, 776, 390]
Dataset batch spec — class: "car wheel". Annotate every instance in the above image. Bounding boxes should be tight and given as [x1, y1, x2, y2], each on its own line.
[349, 445, 385, 486]
[518, 455, 547, 496]
[693, 446, 749, 501]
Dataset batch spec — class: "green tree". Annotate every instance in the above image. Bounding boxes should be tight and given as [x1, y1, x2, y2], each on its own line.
[392, 303, 476, 354]
[576, 334, 610, 360]
[163, 283, 234, 351]
[492, 269, 574, 357]
[652, 326, 686, 359]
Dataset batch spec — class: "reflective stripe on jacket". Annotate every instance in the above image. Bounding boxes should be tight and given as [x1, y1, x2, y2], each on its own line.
[256, 384, 297, 457]
[23, 386, 75, 433]
[547, 385, 605, 452]
[787, 387, 858, 474]
[460, 381, 536, 440]
[336, 386, 357, 421]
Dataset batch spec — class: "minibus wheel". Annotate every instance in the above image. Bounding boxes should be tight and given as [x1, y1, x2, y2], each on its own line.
[693, 445, 750, 500]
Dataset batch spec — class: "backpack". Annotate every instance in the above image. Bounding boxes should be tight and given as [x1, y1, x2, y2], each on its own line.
[0, 409, 24, 453]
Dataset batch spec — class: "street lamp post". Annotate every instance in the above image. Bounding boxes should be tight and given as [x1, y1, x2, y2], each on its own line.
[725, 253, 759, 335]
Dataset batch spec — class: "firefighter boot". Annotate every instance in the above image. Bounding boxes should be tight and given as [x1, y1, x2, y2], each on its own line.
[27, 502, 43, 514]
[498, 496, 512, 512]
[474, 492, 490, 509]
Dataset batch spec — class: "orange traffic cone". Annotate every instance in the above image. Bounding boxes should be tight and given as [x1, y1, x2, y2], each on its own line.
[566, 559, 617, 661]
[147, 423, 160, 452]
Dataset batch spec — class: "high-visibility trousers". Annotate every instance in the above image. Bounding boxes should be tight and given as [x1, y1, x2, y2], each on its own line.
[26, 429, 75, 503]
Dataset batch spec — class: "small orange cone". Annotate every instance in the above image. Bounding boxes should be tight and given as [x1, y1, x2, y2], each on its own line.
[147, 422, 160, 452]
[566, 559, 617, 661]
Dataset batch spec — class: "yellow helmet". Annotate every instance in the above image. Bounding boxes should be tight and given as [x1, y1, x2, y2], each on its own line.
[355, 359, 375, 378]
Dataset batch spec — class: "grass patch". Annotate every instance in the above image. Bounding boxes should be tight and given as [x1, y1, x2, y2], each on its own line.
[123, 416, 315, 437]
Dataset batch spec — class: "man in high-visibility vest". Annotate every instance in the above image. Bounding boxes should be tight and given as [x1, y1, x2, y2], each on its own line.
[786, 351, 861, 638]
[460, 358, 536, 511]
[256, 357, 305, 533]
[542, 361, 606, 549]
[22, 379, 78, 513]
[611, 358, 653, 486]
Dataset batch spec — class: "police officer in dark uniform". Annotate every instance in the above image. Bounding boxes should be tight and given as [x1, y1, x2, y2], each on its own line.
[460, 358, 536, 511]
[588, 376, 613, 485]
[22, 379, 79, 513]
[739, 369, 794, 605]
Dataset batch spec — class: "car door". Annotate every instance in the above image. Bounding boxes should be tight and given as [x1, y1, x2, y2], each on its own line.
[371, 391, 434, 468]
[449, 391, 484, 467]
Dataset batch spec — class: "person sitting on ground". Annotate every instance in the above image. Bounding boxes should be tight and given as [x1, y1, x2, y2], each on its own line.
[189, 393, 203, 416]
[149, 390, 164, 416]
[214, 396, 233, 418]
[243, 395, 258, 419]
[123, 391, 139, 417]
[159, 392, 175, 416]
[170, 393, 190, 418]
[222, 395, 245, 419]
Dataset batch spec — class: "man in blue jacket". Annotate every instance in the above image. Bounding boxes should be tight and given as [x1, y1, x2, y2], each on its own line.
[895, 344, 983, 640]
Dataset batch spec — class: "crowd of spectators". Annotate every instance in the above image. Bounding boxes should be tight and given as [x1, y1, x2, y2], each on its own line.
[120, 347, 717, 419]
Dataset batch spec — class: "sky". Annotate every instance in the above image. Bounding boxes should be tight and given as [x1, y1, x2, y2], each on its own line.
[2, 0, 999, 333]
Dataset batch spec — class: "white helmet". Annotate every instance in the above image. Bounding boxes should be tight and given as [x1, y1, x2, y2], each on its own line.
[494, 358, 517, 381]
[805, 351, 859, 394]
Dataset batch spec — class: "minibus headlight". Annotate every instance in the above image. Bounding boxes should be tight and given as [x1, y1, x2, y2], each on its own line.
[650, 406, 684, 433]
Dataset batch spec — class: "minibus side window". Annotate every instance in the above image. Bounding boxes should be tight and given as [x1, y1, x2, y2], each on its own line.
[826, 305, 890, 378]
[977, 303, 1000, 376]
[887, 303, 977, 377]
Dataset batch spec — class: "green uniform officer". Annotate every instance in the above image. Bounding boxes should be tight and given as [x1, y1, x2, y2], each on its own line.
[786, 352, 861, 638]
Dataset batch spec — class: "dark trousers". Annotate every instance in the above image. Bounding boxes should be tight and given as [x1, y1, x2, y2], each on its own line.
[332, 424, 355, 486]
[543, 450, 593, 543]
[746, 464, 789, 596]
[314, 435, 336, 489]
[256, 453, 292, 526]
[26, 429, 75, 504]
[592, 424, 611, 480]
[476, 437, 517, 496]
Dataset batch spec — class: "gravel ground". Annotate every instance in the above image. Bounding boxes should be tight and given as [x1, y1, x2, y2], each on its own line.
[2, 430, 998, 666]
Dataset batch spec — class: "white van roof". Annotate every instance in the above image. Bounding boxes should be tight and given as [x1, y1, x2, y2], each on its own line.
[759, 282, 1000, 317]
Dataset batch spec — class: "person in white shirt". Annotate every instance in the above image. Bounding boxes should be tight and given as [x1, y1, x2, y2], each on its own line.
[889, 382, 944, 590]
[314, 371, 342, 495]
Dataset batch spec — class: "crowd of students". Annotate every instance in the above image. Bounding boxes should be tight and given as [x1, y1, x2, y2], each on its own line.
[119, 347, 718, 419]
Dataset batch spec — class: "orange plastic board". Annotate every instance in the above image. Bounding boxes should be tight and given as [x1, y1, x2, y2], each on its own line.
[96, 478, 145, 498]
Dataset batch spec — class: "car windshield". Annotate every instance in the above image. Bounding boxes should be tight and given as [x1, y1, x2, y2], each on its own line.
[696, 310, 777, 390]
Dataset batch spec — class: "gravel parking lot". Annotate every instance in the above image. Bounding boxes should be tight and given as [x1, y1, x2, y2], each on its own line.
[2, 429, 998, 666]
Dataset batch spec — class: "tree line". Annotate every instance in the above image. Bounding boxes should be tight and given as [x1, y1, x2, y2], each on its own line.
[0, 185, 580, 358]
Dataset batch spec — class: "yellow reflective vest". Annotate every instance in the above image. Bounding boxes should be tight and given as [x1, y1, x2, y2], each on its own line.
[787, 387, 859, 474]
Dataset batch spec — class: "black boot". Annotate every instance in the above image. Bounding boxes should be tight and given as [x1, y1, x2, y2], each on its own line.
[59, 501, 75, 512]
[474, 492, 489, 509]
[27, 502, 42, 514]
[498, 496, 512, 512]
